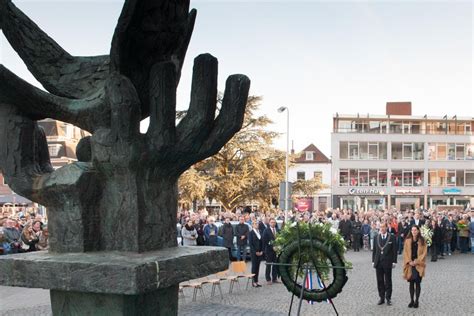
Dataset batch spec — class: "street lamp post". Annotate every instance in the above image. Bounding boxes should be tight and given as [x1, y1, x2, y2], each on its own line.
[277, 106, 289, 222]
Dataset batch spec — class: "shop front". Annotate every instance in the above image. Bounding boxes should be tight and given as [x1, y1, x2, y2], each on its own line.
[429, 187, 472, 210]
[334, 187, 386, 211]
[392, 188, 424, 211]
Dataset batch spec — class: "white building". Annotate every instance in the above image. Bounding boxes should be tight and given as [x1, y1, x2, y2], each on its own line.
[289, 144, 332, 211]
[331, 102, 474, 212]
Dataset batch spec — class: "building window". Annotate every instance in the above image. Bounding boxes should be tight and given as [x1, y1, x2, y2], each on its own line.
[447, 170, 456, 186]
[337, 120, 352, 133]
[390, 121, 402, 133]
[428, 143, 436, 160]
[378, 170, 388, 186]
[392, 143, 403, 160]
[456, 144, 465, 160]
[411, 122, 421, 134]
[368, 143, 378, 159]
[403, 143, 413, 160]
[402, 170, 413, 186]
[391, 170, 402, 186]
[402, 122, 411, 134]
[339, 169, 349, 186]
[318, 197, 327, 211]
[413, 143, 424, 160]
[456, 170, 465, 186]
[350, 169, 358, 186]
[466, 144, 474, 160]
[413, 170, 424, 186]
[359, 142, 368, 159]
[48, 144, 63, 157]
[297, 172, 305, 181]
[428, 170, 438, 186]
[359, 169, 369, 186]
[313, 171, 322, 183]
[465, 170, 474, 186]
[437, 143, 447, 160]
[447, 143, 456, 160]
[349, 143, 359, 159]
[305, 152, 314, 161]
[379, 142, 387, 159]
[369, 169, 377, 186]
[368, 121, 381, 133]
[339, 142, 348, 159]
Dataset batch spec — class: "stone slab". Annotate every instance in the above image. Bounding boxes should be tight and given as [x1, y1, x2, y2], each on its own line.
[0, 246, 227, 295]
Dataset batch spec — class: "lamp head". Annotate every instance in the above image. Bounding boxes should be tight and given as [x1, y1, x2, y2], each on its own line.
[277, 106, 287, 113]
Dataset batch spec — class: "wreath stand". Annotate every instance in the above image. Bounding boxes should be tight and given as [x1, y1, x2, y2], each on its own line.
[267, 222, 351, 316]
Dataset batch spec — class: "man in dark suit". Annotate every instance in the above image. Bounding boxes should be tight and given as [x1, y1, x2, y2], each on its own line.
[262, 218, 279, 284]
[409, 212, 425, 227]
[372, 222, 398, 306]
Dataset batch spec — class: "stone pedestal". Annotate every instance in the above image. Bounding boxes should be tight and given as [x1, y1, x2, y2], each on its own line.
[0, 246, 228, 315]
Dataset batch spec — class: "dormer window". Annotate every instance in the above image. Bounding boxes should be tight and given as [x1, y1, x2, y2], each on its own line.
[305, 151, 314, 160]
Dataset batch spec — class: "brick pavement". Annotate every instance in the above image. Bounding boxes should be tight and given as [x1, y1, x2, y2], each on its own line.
[1, 251, 473, 315]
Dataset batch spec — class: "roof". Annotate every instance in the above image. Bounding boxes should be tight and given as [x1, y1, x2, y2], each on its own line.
[293, 144, 331, 164]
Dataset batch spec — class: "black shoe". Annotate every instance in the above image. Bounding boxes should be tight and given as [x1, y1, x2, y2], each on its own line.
[377, 299, 385, 305]
[414, 301, 419, 308]
[386, 299, 392, 306]
[408, 302, 414, 308]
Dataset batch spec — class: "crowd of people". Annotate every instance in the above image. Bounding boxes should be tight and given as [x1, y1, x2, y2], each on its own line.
[0, 208, 48, 255]
[177, 205, 474, 293]
[178, 206, 474, 258]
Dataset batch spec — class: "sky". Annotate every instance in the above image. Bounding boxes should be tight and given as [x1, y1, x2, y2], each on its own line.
[1, 0, 472, 158]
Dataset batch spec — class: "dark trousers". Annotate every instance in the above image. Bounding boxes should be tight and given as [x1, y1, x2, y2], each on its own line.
[431, 244, 438, 261]
[265, 252, 278, 282]
[352, 233, 361, 251]
[250, 253, 262, 283]
[459, 237, 469, 253]
[375, 265, 393, 300]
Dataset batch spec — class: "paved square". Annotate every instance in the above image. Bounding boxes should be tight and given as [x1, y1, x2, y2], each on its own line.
[0, 250, 472, 315]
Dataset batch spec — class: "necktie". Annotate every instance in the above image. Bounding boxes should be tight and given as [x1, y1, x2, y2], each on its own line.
[272, 228, 275, 236]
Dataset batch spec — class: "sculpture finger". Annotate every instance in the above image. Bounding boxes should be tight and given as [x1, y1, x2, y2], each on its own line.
[176, 54, 218, 151]
[106, 73, 141, 142]
[183, 74, 250, 171]
[0, 0, 109, 98]
[0, 65, 110, 132]
[147, 62, 176, 149]
[110, 0, 195, 118]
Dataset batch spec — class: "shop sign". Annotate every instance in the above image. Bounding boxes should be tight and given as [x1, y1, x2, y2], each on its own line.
[395, 188, 422, 194]
[442, 188, 461, 195]
[348, 188, 383, 195]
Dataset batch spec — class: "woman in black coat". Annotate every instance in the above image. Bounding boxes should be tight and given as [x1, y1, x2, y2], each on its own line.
[248, 221, 264, 287]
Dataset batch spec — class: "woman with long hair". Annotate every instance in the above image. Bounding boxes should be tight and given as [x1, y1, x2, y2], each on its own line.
[402, 225, 428, 308]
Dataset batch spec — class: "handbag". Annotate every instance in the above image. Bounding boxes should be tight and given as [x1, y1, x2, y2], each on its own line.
[410, 266, 420, 281]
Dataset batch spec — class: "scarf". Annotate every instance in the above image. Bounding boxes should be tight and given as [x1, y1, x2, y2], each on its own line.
[184, 224, 195, 231]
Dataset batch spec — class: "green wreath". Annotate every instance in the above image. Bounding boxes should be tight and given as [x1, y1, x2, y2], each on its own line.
[274, 222, 350, 302]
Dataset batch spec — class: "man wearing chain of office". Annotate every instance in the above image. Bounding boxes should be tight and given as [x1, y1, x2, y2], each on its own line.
[372, 221, 398, 306]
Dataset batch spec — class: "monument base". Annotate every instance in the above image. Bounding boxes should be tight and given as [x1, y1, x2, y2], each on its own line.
[0, 246, 228, 315]
[51, 286, 178, 316]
